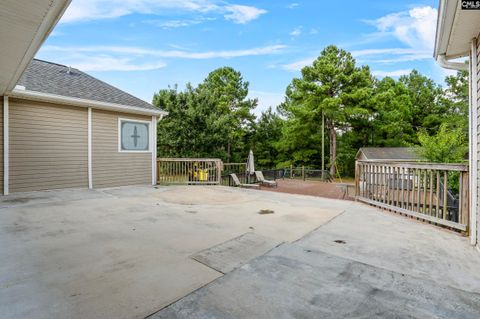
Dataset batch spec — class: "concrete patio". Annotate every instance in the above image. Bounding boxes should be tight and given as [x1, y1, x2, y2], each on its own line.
[0, 185, 342, 319]
[1, 186, 480, 318]
[154, 200, 480, 318]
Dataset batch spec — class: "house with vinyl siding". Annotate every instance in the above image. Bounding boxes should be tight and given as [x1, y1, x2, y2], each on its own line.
[0, 0, 165, 194]
[434, 0, 480, 250]
[3, 59, 165, 193]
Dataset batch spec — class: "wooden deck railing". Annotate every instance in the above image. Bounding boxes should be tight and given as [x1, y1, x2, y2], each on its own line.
[355, 160, 469, 232]
[157, 158, 222, 185]
[221, 162, 251, 186]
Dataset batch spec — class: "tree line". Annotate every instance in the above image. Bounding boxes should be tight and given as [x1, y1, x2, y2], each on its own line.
[153, 45, 468, 177]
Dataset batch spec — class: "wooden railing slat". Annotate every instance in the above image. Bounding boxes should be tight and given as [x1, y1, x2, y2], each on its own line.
[428, 170, 433, 216]
[423, 170, 427, 214]
[355, 160, 468, 233]
[416, 169, 421, 213]
[436, 170, 440, 218]
[443, 171, 448, 220]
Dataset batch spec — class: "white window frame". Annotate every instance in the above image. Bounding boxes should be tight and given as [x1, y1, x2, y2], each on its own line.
[118, 118, 152, 153]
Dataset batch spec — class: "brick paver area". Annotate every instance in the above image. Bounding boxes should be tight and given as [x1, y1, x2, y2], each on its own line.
[260, 179, 354, 200]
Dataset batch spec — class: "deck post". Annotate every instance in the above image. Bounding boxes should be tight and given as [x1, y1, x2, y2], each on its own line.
[460, 171, 470, 228]
[3, 96, 8, 195]
[354, 161, 360, 198]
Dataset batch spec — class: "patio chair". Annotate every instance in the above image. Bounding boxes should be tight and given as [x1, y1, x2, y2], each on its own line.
[335, 183, 355, 199]
[230, 173, 260, 189]
[255, 171, 277, 188]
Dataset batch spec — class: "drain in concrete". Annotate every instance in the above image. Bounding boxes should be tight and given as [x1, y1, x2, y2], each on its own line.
[334, 240, 347, 244]
[258, 209, 274, 215]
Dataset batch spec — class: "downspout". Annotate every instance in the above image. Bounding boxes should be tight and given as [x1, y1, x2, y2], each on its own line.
[437, 50, 476, 246]
[152, 114, 164, 185]
[469, 40, 478, 246]
[436, 54, 469, 71]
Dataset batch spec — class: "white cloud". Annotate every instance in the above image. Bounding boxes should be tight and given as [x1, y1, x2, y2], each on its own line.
[42, 44, 286, 60]
[224, 5, 267, 24]
[279, 48, 432, 73]
[249, 90, 285, 115]
[310, 28, 318, 35]
[286, 3, 300, 9]
[365, 54, 432, 64]
[62, 0, 216, 22]
[279, 48, 432, 72]
[289, 26, 302, 39]
[351, 48, 425, 57]
[144, 18, 210, 28]
[367, 6, 437, 51]
[354, 6, 437, 65]
[280, 6, 438, 73]
[350, 48, 432, 63]
[280, 57, 315, 72]
[61, 0, 266, 24]
[39, 44, 286, 72]
[71, 56, 167, 71]
[372, 69, 412, 77]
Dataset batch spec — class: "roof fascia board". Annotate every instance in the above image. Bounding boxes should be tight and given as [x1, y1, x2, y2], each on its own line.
[354, 149, 363, 159]
[5, 0, 72, 94]
[9, 89, 167, 117]
[434, 0, 461, 59]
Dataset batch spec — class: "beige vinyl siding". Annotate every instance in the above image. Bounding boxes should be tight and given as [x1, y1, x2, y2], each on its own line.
[9, 99, 88, 192]
[92, 109, 151, 188]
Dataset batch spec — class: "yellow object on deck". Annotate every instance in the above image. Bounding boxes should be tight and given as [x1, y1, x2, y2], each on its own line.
[193, 169, 209, 181]
[199, 169, 208, 181]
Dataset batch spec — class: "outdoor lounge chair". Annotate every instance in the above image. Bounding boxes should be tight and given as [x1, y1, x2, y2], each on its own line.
[230, 173, 260, 189]
[254, 171, 277, 187]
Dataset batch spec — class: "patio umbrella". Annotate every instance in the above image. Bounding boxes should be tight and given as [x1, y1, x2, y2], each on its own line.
[246, 150, 255, 175]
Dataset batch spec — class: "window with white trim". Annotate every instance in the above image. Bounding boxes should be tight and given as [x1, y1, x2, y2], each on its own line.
[119, 119, 150, 152]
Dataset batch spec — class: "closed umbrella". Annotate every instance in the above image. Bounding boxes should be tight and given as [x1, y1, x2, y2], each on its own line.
[246, 150, 255, 177]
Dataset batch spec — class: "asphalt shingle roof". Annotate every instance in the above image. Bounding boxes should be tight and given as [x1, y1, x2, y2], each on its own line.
[357, 147, 423, 160]
[17, 59, 159, 112]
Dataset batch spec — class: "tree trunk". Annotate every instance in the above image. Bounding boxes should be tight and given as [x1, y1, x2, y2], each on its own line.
[321, 111, 325, 180]
[227, 142, 231, 163]
[329, 126, 336, 177]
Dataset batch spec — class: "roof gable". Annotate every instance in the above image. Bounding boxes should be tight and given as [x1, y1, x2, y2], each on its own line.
[357, 147, 423, 161]
[16, 59, 158, 112]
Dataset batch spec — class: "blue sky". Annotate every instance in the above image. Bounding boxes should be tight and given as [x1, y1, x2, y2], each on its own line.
[37, 0, 448, 116]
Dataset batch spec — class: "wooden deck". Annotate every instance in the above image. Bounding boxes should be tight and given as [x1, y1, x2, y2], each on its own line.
[355, 160, 469, 232]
